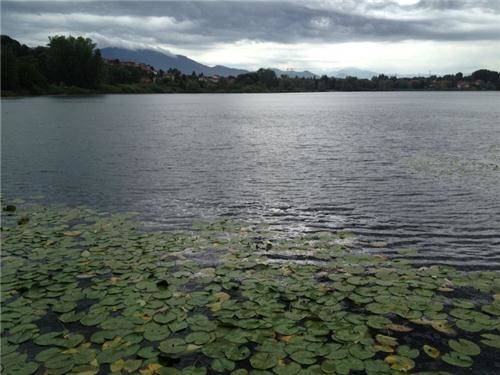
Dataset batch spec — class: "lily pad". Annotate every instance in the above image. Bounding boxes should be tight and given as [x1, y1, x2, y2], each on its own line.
[442, 351, 473, 367]
[423, 344, 440, 359]
[290, 350, 316, 365]
[159, 338, 187, 355]
[211, 358, 235, 372]
[448, 338, 480, 356]
[250, 352, 278, 369]
[480, 333, 500, 349]
[384, 355, 415, 371]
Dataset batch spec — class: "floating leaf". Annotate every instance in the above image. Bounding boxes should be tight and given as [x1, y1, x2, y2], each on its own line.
[273, 361, 301, 375]
[375, 334, 397, 347]
[384, 355, 415, 371]
[139, 363, 163, 375]
[397, 345, 419, 359]
[144, 323, 170, 342]
[250, 352, 278, 369]
[159, 338, 186, 355]
[448, 339, 480, 356]
[290, 350, 316, 365]
[423, 344, 440, 359]
[480, 333, 500, 349]
[349, 344, 375, 360]
[386, 324, 412, 332]
[430, 320, 456, 336]
[442, 351, 473, 367]
[211, 358, 235, 372]
[366, 316, 391, 329]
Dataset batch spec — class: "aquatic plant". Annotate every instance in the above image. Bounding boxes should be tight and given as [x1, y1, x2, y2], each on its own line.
[1, 203, 499, 374]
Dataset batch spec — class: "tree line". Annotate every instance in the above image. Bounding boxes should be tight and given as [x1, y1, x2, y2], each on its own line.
[2, 35, 499, 95]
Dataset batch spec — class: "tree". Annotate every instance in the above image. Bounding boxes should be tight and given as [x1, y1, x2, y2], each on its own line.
[18, 56, 47, 91]
[1, 46, 19, 91]
[471, 69, 499, 83]
[256, 68, 278, 87]
[47, 35, 103, 88]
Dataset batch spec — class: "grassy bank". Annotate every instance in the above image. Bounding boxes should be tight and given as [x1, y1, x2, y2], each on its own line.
[1, 202, 499, 374]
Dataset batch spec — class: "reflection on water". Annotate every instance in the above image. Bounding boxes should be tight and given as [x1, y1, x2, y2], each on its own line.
[2, 92, 500, 268]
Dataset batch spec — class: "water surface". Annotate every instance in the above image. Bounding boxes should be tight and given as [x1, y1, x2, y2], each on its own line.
[2, 92, 500, 268]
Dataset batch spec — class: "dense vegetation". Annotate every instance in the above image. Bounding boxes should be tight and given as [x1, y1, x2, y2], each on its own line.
[2, 35, 500, 96]
[1, 201, 500, 374]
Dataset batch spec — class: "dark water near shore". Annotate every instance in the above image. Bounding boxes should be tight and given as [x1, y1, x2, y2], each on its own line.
[2, 92, 500, 268]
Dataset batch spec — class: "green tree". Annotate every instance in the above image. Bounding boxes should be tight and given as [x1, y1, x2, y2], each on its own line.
[471, 69, 499, 83]
[1, 46, 19, 91]
[256, 68, 278, 87]
[18, 56, 47, 92]
[47, 35, 103, 88]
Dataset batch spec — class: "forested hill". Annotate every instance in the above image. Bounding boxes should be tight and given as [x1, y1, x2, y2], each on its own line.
[100, 47, 248, 77]
[2, 35, 499, 96]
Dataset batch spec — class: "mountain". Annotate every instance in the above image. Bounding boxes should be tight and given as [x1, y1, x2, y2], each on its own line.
[100, 47, 383, 80]
[100, 47, 248, 77]
[271, 68, 317, 79]
[330, 68, 379, 79]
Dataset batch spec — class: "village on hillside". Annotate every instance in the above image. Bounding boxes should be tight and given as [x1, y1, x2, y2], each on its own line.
[104, 58, 223, 85]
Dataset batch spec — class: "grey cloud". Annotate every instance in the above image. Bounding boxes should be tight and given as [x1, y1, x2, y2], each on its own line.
[414, 0, 500, 11]
[2, 1, 499, 49]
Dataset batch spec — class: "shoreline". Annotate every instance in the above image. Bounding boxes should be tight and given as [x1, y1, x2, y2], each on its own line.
[2, 87, 498, 98]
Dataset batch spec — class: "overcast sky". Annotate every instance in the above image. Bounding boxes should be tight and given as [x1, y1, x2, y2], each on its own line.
[2, 0, 499, 74]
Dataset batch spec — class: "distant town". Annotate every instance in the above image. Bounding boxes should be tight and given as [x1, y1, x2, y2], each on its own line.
[2, 35, 499, 96]
[104, 57, 499, 91]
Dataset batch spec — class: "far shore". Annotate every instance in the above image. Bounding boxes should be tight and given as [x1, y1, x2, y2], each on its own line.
[2, 85, 496, 98]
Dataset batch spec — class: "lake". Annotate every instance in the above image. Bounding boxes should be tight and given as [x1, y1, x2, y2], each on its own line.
[2, 92, 500, 268]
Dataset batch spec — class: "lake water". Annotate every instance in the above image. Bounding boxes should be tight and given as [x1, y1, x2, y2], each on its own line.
[2, 92, 500, 268]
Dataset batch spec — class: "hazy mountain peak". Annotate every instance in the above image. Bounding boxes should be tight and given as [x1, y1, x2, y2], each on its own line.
[100, 47, 247, 77]
[330, 67, 379, 79]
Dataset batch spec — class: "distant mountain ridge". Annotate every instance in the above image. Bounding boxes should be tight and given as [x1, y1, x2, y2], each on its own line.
[329, 68, 379, 79]
[271, 68, 317, 79]
[100, 47, 248, 77]
[100, 47, 383, 79]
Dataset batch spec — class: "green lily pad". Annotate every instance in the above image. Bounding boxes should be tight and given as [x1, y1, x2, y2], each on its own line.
[320, 359, 337, 374]
[290, 350, 316, 365]
[224, 345, 251, 361]
[34, 331, 84, 348]
[182, 366, 207, 375]
[144, 323, 170, 342]
[348, 344, 375, 359]
[334, 357, 364, 374]
[137, 346, 158, 359]
[448, 338, 480, 356]
[159, 338, 187, 355]
[364, 359, 391, 375]
[81, 313, 107, 326]
[442, 351, 473, 367]
[480, 333, 500, 349]
[273, 361, 301, 375]
[250, 352, 278, 369]
[366, 316, 391, 329]
[186, 331, 213, 345]
[397, 345, 419, 359]
[211, 358, 235, 372]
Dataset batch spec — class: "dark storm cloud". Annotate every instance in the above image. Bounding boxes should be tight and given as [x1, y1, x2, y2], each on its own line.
[1, 1, 499, 48]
